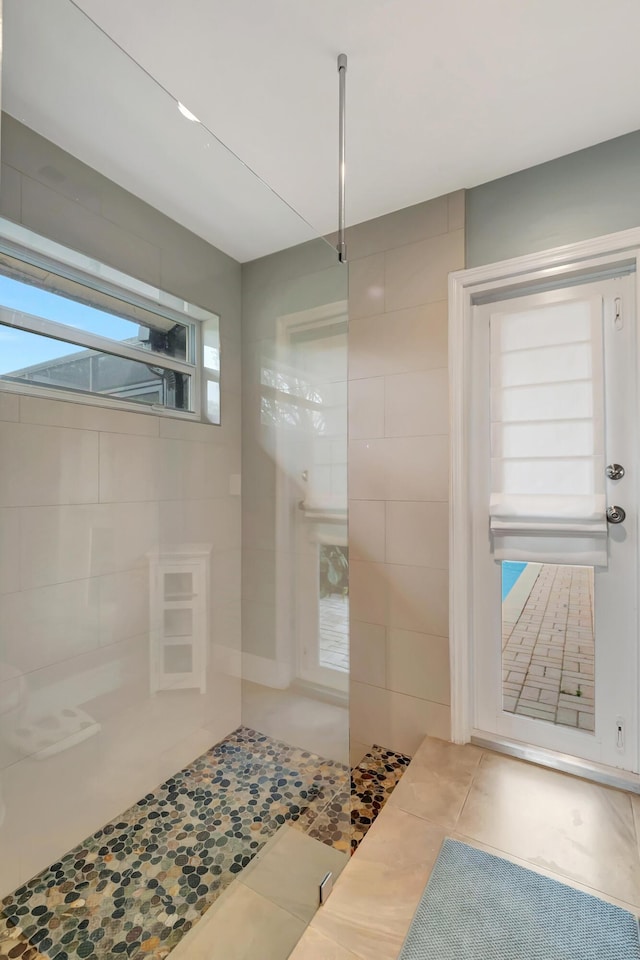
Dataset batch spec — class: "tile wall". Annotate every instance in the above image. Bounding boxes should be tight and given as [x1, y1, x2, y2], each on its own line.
[0, 116, 242, 896]
[241, 241, 347, 673]
[240, 239, 349, 762]
[347, 192, 465, 757]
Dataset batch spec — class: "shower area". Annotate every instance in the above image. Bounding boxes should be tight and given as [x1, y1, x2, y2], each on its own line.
[0, 3, 358, 958]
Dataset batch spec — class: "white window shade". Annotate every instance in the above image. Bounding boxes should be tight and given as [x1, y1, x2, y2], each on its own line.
[490, 295, 607, 565]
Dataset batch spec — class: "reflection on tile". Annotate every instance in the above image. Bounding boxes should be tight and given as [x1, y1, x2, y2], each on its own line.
[285, 742, 410, 858]
[388, 737, 481, 828]
[385, 501, 448, 570]
[350, 621, 386, 688]
[456, 753, 640, 906]
[289, 925, 361, 960]
[0, 163, 21, 224]
[306, 789, 352, 854]
[384, 368, 448, 438]
[348, 302, 448, 380]
[349, 254, 385, 320]
[349, 561, 388, 627]
[312, 808, 446, 960]
[312, 859, 426, 960]
[448, 189, 465, 232]
[21, 177, 161, 288]
[1, 731, 106, 895]
[242, 826, 347, 922]
[349, 740, 370, 769]
[0, 509, 20, 596]
[241, 681, 349, 765]
[350, 681, 447, 757]
[0, 422, 99, 507]
[631, 794, 640, 859]
[385, 229, 464, 312]
[0, 577, 100, 674]
[19, 394, 159, 437]
[98, 567, 148, 646]
[387, 629, 450, 705]
[349, 377, 385, 440]
[0, 392, 19, 424]
[344, 195, 449, 260]
[349, 500, 386, 564]
[349, 436, 449, 502]
[19, 502, 159, 589]
[450, 832, 640, 915]
[355, 803, 445, 870]
[98, 433, 162, 503]
[387, 563, 448, 635]
[169, 883, 305, 960]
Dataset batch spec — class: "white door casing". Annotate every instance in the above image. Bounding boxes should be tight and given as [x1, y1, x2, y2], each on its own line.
[449, 229, 640, 774]
[272, 301, 348, 695]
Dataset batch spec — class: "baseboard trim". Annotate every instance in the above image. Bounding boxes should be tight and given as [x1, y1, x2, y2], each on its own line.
[290, 678, 349, 708]
[241, 652, 292, 689]
[471, 731, 640, 795]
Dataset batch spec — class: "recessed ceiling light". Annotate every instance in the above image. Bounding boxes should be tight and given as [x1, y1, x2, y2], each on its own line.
[177, 102, 200, 123]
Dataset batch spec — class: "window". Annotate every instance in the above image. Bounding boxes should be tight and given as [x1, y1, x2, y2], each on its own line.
[0, 218, 221, 421]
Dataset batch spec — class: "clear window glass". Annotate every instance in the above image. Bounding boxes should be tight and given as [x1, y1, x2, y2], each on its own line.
[0, 218, 222, 420]
[318, 545, 349, 673]
[0, 326, 191, 411]
[502, 561, 595, 733]
[0, 271, 189, 360]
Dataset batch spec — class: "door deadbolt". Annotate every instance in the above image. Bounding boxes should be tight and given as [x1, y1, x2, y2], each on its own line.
[606, 505, 626, 524]
[606, 463, 625, 480]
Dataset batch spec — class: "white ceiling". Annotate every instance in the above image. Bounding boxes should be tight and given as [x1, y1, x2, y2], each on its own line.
[5, 0, 640, 261]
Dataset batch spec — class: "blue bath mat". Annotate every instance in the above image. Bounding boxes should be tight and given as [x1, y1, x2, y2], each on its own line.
[398, 839, 640, 960]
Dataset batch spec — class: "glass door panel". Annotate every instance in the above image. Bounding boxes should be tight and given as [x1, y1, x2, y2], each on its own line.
[502, 562, 595, 733]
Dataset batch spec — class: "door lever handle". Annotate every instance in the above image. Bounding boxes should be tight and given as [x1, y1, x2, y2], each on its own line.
[606, 505, 626, 524]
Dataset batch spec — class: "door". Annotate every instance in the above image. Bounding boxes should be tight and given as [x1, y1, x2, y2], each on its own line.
[470, 272, 639, 772]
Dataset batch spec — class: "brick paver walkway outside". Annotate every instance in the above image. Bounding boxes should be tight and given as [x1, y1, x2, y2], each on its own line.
[319, 593, 349, 672]
[502, 564, 595, 731]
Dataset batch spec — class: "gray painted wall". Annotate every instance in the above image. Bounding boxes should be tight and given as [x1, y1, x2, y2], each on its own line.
[466, 129, 640, 267]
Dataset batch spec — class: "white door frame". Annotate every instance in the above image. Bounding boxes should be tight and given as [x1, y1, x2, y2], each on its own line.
[449, 226, 640, 750]
[272, 300, 348, 693]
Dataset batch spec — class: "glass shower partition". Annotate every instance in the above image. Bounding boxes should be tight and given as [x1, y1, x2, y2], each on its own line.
[0, 1, 349, 957]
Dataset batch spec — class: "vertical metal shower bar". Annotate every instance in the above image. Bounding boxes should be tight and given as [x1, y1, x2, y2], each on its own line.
[337, 53, 347, 263]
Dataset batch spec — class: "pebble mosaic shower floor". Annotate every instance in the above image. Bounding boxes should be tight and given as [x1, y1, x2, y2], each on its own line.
[0, 727, 409, 960]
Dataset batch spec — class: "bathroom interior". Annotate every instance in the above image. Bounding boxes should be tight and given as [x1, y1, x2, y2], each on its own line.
[0, 2, 356, 957]
[3, 1, 640, 959]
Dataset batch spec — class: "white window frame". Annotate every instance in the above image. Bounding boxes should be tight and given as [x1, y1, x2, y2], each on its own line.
[0, 218, 220, 421]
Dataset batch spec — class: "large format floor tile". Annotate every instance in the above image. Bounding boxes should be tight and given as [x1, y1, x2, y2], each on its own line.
[289, 926, 361, 960]
[456, 752, 640, 906]
[387, 736, 481, 828]
[240, 826, 347, 923]
[312, 807, 446, 960]
[167, 883, 305, 960]
[295, 736, 640, 960]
